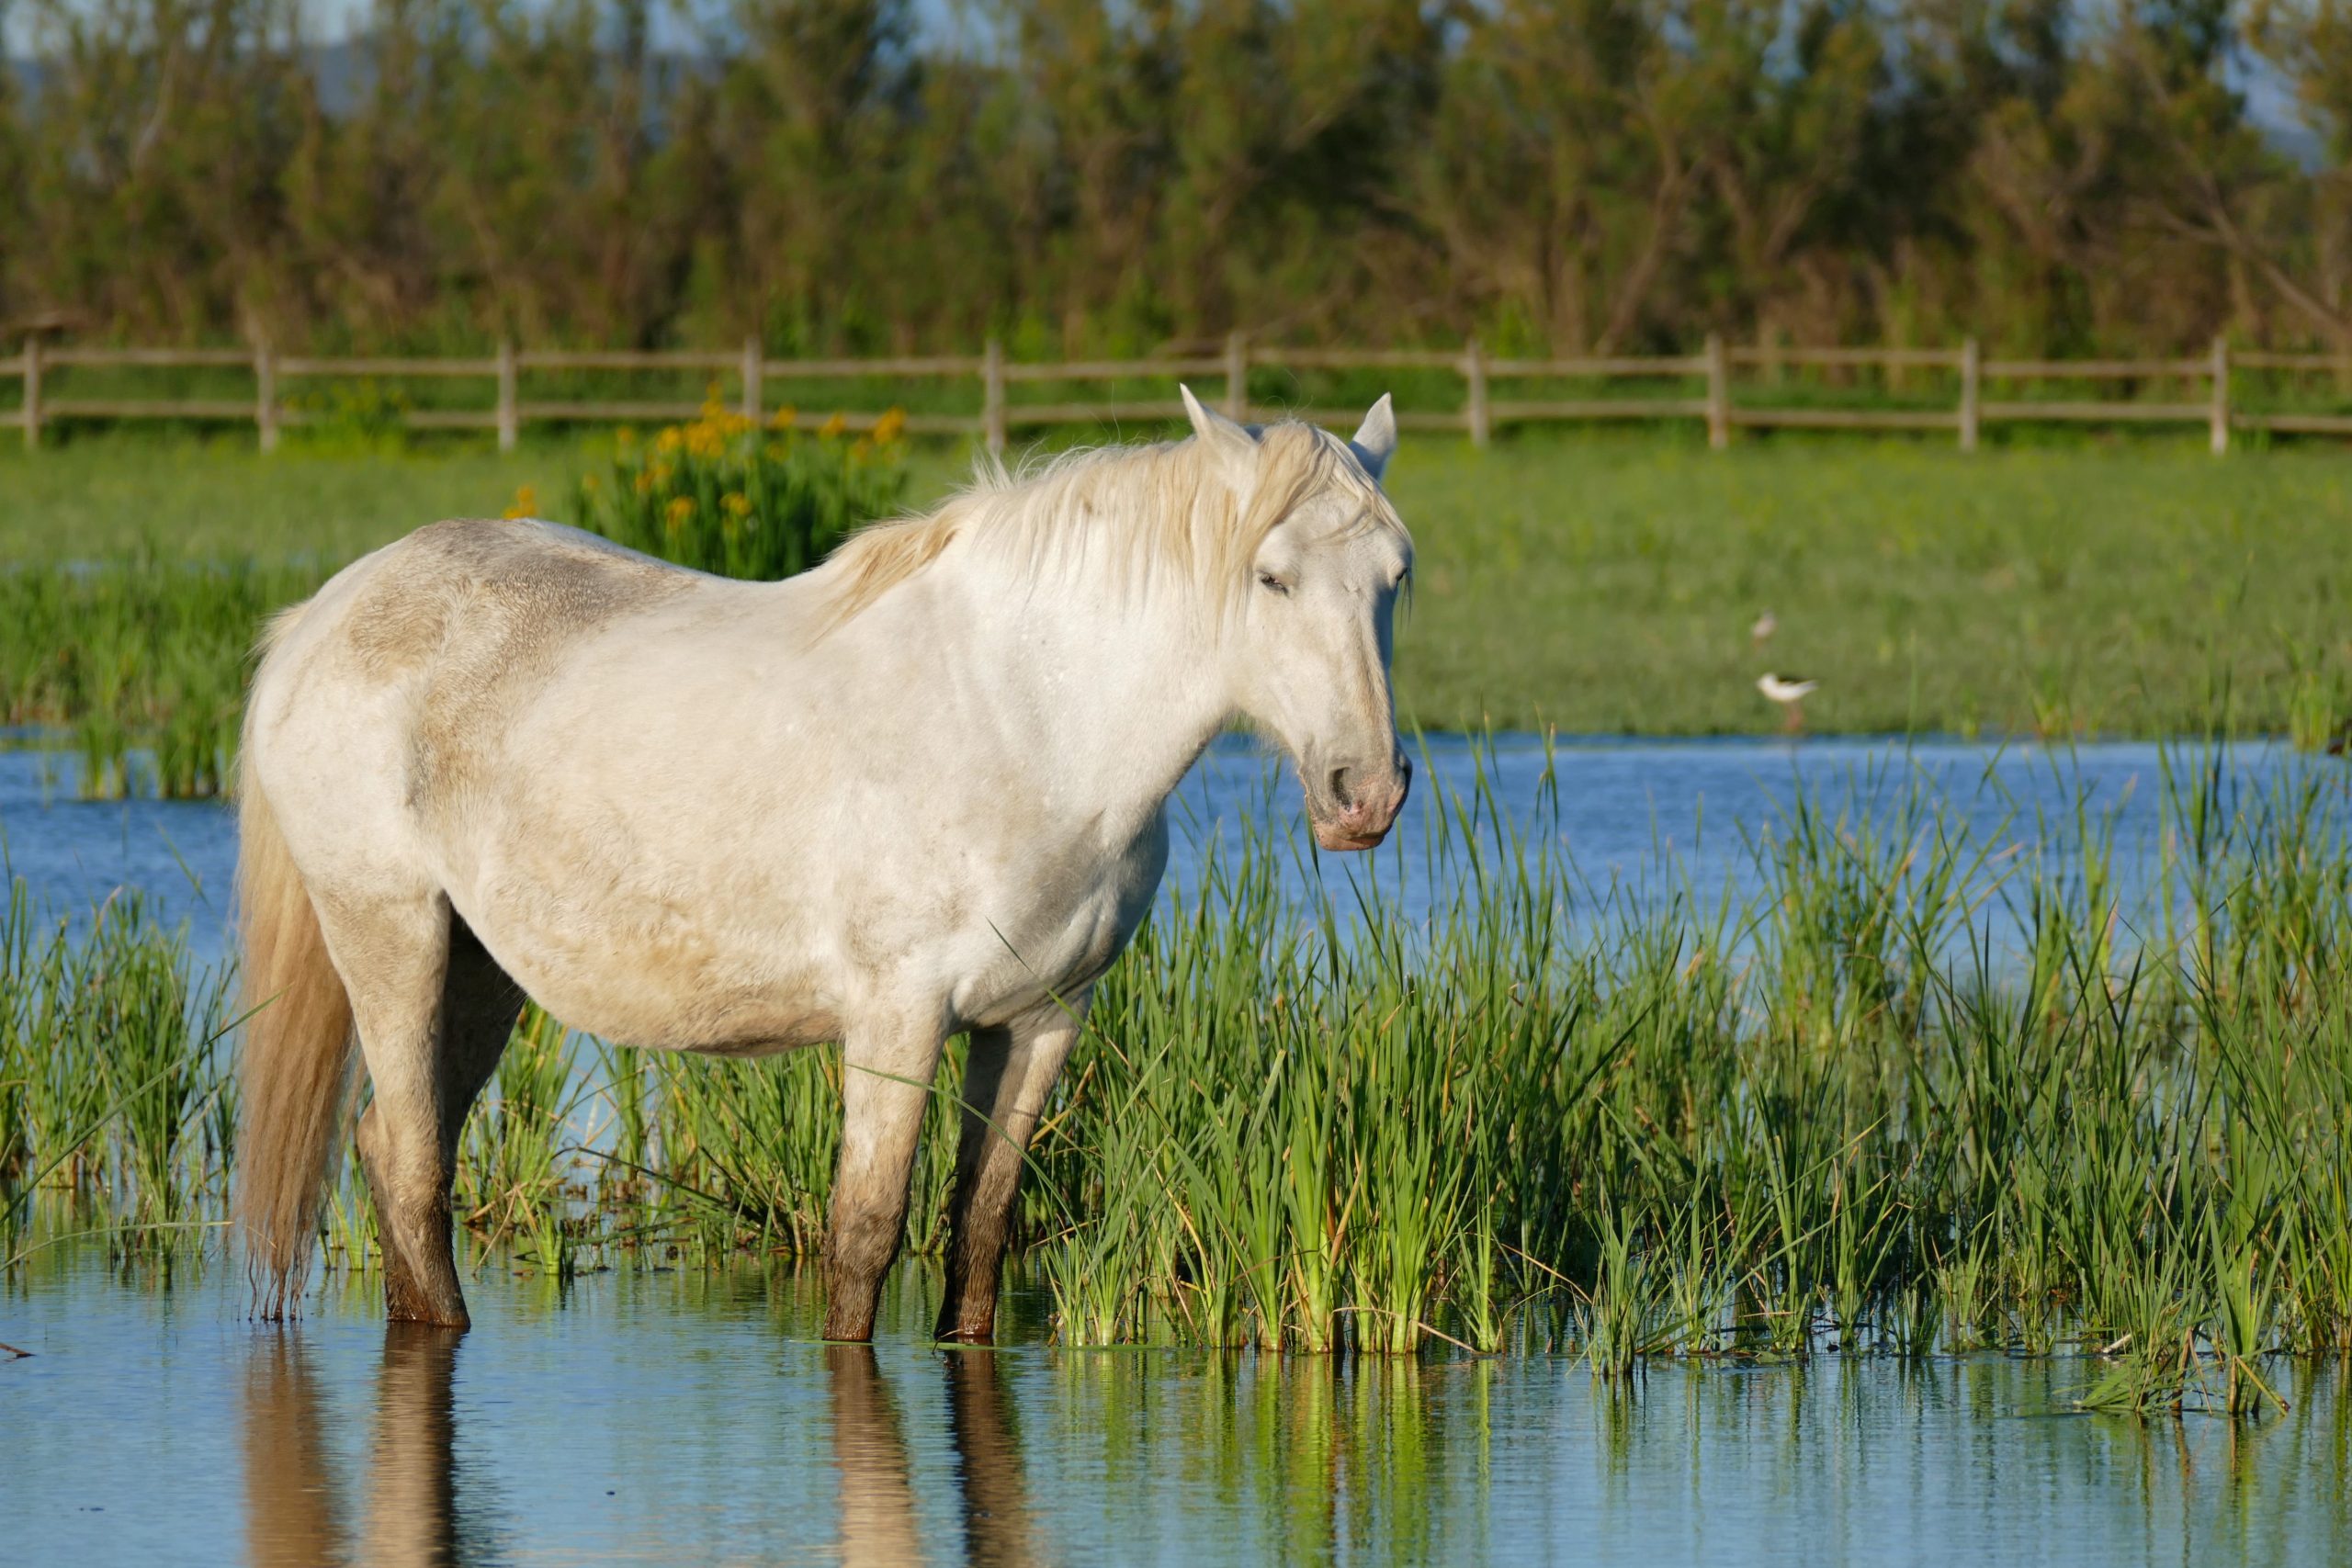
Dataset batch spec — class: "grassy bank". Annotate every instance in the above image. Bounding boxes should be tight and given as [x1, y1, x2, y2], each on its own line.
[7, 750, 2352, 1412]
[4, 430, 2351, 784]
[1394, 434, 2352, 740]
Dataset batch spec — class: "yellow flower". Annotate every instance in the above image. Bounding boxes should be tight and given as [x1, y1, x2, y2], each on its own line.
[820, 412, 847, 439]
[616, 426, 638, 447]
[501, 483, 538, 521]
[769, 406, 798, 431]
[873, 407, 907, 445]
[665, 496, 696, 531]
[722, 491, 752, 519]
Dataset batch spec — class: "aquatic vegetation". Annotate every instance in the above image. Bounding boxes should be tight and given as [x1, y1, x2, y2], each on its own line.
[0, 884, 236, 1258]
[7, 745, 2352, 1411]
[0, 557, 330, 798]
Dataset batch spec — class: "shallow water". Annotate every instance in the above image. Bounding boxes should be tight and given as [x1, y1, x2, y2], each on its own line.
[6, 1250, 2350, 1566]
[11, 736, 2352, 1562]
[4, 732, 2341, 961]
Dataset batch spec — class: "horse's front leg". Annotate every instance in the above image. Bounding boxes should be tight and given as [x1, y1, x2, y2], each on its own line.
[937, 997, 1087, 1343]
[821, 1020, 947, 1342]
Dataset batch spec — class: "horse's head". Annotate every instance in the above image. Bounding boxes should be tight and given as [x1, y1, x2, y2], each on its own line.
[1182, 387, 1414, 852]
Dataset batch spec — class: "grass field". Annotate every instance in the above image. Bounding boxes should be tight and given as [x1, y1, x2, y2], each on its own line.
[4, 427, 2351, 742]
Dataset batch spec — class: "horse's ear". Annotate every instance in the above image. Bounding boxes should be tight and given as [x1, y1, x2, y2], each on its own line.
[1181, 384, 1258, 479]
[1350, 394, 1397, 483]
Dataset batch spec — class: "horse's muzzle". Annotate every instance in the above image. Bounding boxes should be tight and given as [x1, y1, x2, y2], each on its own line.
[1307, 752, 1411, 852]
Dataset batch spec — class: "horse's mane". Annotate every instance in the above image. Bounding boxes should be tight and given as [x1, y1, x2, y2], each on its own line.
[820, 420, 1400, 630]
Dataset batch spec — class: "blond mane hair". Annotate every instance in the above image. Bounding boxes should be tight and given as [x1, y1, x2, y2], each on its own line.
[820, 420, 1404, 629]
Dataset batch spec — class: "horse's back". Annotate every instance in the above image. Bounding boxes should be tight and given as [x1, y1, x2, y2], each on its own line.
[328, 518, 695, 681]
[249, 518, 710, 835]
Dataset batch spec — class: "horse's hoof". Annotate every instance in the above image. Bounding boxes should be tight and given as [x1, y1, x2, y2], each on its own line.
[384, 1292, 471, 1332]
[933, 1319, 997, 1346]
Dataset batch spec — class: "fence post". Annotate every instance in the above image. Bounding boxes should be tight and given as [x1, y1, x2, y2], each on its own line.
[1463, 338, 1490, 448]
[1225, 331, 1249, 422]
[741, 337, 763, 423]
[2210, 336, 2231, 456]
[1704, 333, 1729, 450]
[982, 337, 1006, 456]
[1959, 337, 1981, 454]
[20, 336, 39, 451]
[495, 338, 518, 453]
[255, 340, 279, 454]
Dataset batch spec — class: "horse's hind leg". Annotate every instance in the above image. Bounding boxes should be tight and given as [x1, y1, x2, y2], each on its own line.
[337, 897, 521, 1327]
[420, 912, 526, 1261]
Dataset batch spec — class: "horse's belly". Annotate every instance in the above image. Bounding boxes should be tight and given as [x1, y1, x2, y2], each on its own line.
[450, 797, 1166, 1045]
[463, 893, 844, 1054]
[527, 958, 843, 1053]
[519, 958, 844, 1054]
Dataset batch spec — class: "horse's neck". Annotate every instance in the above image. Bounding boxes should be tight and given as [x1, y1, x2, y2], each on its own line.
[932, 559, 1228, 833]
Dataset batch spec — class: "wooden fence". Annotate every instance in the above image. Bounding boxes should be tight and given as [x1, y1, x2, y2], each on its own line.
[6, 332, 2349, 454]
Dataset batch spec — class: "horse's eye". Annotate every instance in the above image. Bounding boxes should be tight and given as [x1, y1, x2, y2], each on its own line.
[1257, 571, 1291, 596]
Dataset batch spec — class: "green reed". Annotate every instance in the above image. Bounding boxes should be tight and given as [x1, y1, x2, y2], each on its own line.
[0, 886, 236, 1261]
[0, 557, 331, 799]
[9, 741, 2352, 1412]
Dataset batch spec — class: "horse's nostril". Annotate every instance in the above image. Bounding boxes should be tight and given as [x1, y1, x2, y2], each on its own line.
[1329, 766, 1351, 805]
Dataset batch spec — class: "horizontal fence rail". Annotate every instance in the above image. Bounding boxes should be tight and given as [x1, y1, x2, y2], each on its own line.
[6, 333, 2351, 454]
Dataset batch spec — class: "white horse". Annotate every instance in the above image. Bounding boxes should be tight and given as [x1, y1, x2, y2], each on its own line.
[235, 389, 1413, 1341]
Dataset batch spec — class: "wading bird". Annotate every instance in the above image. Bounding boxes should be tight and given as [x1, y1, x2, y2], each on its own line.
[1756, 672, 1817, 733]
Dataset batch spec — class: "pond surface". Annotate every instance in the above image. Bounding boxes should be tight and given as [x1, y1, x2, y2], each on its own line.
[4, 732, 2342, 960]
[6, 1249, 2350, 1567]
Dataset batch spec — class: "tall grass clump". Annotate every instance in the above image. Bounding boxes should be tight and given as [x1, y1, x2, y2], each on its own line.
[980, 743, 2352, 1384]
[0, 558, 330, 798]
[0, 879, 236, 1262]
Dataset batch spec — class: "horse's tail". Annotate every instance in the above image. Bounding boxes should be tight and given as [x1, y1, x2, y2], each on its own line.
[233, 604, 356, 1320]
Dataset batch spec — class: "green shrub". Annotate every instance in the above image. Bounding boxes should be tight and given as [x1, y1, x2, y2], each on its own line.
[567, 400, 910, 581]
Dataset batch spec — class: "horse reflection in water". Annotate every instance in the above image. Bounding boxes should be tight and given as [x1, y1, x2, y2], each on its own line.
[829, 1345, 1038, 1567]
[242, 1325, 473, 1567]
[240, 1329, 1035, 1565]
[240, 1333, 343, 1567]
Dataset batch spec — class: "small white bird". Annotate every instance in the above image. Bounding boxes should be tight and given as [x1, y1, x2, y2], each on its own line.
[1751, 610, 1777, 647]
[1757, 672, 1818, 734]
